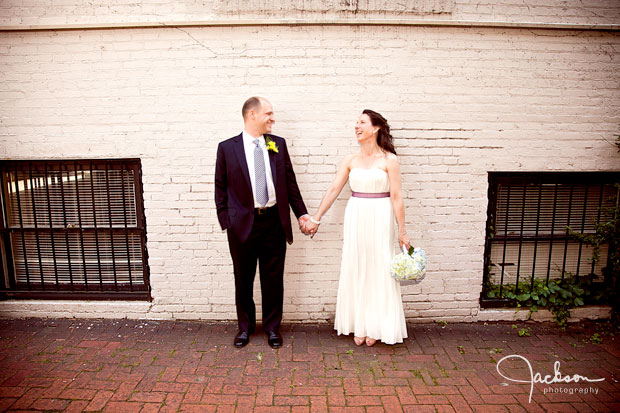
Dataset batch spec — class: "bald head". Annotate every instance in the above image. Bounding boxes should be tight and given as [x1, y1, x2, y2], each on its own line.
[242, 96, 265, 120]
[242, 96, 274, 136]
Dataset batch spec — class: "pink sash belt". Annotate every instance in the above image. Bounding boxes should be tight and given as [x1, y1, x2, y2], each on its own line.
[351, 191, 390, 198]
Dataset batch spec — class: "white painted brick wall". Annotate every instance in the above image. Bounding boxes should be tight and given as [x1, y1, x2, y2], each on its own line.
[0, 3, 619, 322]
[1, 1, 619, 26]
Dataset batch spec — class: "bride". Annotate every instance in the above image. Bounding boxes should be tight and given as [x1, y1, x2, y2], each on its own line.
[304, 109, 410, 346]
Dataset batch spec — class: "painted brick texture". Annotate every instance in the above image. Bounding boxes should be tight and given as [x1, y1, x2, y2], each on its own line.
[1, 1, 619, 26]
[0, 4, 619, 322]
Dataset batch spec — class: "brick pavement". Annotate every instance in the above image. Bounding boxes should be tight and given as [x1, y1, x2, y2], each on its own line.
[0, 318, 618, 412]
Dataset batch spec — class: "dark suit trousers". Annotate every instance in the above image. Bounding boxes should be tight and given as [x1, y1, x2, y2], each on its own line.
[227, 206, 287, 334]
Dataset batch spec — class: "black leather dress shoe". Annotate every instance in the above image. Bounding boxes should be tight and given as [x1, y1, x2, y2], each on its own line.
[234, 331, 250, 348]
[266, 331, 282, 349]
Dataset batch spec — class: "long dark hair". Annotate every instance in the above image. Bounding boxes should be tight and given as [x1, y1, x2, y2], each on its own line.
[362, 109, 396, 155]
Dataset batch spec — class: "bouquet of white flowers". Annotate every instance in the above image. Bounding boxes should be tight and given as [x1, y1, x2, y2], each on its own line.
[390, 245, 427, 283]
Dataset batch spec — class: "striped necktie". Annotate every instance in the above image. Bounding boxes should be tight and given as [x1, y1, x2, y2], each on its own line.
[253, 139, 268, 207]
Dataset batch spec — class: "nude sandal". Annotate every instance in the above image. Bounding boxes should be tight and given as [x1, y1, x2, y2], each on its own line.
[353, 336, 365, 346]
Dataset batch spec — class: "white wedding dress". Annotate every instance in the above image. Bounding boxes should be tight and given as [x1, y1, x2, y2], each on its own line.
[334, 168, 408, 344]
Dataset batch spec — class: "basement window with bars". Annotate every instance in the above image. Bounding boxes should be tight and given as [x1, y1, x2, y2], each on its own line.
[481, 172, 619, 307]
[0, 160, 151, 300]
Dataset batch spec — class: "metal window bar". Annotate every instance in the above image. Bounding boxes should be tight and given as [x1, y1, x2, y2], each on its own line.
[58, 167, 74, 290]
[515, 180, 527, 287]
[12, 166, 30, 288]
[27, 164, 45, 288]
[530, 182, 543, 292]
[499, 184, 510, 297]
[481, 172, 619, 308]
[89, 162, 103, 289]
[135, 167, 150, 288]
[0, 160, 150, 300]
[561, 183, 574, 280]
[120, 163, 134, 291]
[104, 162, 118, 290]
[74, 165, 88, 290]
[43, 163, 60, 288]
[575, 184, 589, 279]
[545, 182, 559, 283]
[592, 183, 604, 275]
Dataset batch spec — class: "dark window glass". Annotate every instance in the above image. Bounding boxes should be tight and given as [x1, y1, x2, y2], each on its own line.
[0, 160, 150, 300]
[482, 172, 619, 307]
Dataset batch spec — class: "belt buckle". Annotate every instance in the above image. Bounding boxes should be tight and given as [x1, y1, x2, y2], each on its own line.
[257, 207, 267, 215]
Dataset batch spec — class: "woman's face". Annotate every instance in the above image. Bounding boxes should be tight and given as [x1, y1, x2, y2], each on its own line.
[355, 114, 378, 144]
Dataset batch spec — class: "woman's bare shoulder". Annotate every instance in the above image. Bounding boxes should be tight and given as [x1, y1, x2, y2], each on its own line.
[342, 153, 357, 167]
[385, 152, 399, 165]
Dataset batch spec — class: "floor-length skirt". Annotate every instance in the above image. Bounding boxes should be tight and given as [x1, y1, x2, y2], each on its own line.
[334, 194, 407, 344]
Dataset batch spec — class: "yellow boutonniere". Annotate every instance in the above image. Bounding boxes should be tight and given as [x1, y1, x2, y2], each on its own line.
[265, 137, 279, 153]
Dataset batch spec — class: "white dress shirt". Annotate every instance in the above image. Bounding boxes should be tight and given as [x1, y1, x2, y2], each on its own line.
[242, 130, 277, 208]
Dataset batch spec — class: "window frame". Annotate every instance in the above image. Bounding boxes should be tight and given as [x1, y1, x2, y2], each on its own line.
[0, 159, 151, 301]
[481, 171, 619, 308]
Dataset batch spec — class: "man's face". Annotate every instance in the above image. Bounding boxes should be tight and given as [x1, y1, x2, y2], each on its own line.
[252, 99, 275, 135]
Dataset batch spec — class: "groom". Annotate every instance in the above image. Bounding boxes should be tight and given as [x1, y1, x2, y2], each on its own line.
[214, 97, 310, 348]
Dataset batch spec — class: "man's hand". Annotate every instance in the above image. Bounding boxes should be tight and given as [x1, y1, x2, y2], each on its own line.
[298, 215, 311, 235]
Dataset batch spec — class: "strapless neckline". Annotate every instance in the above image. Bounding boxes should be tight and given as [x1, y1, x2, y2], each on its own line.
[348, 167, 390, 193]
[350, 167, 387, 174]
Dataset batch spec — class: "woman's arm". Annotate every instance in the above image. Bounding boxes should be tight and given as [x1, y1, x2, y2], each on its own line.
[386, 154, 410, 249]
[305, 154, 354, 234]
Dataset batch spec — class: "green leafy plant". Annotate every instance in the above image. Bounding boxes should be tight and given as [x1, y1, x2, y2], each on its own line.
[518, 327, 531, 337]
[486, 274, 593, 329]
[589, 333, 603, 344]
[510, 324, 531, 337]
[566, 184, 619, 324]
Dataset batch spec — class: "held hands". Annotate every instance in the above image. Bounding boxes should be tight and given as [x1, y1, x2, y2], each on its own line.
[304, 218, 319, 238]
[298, 215, 319, 238]
[298, 215, 310, 235]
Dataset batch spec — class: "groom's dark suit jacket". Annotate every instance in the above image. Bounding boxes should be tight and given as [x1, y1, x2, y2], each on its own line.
[214, 133, 308, 244]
